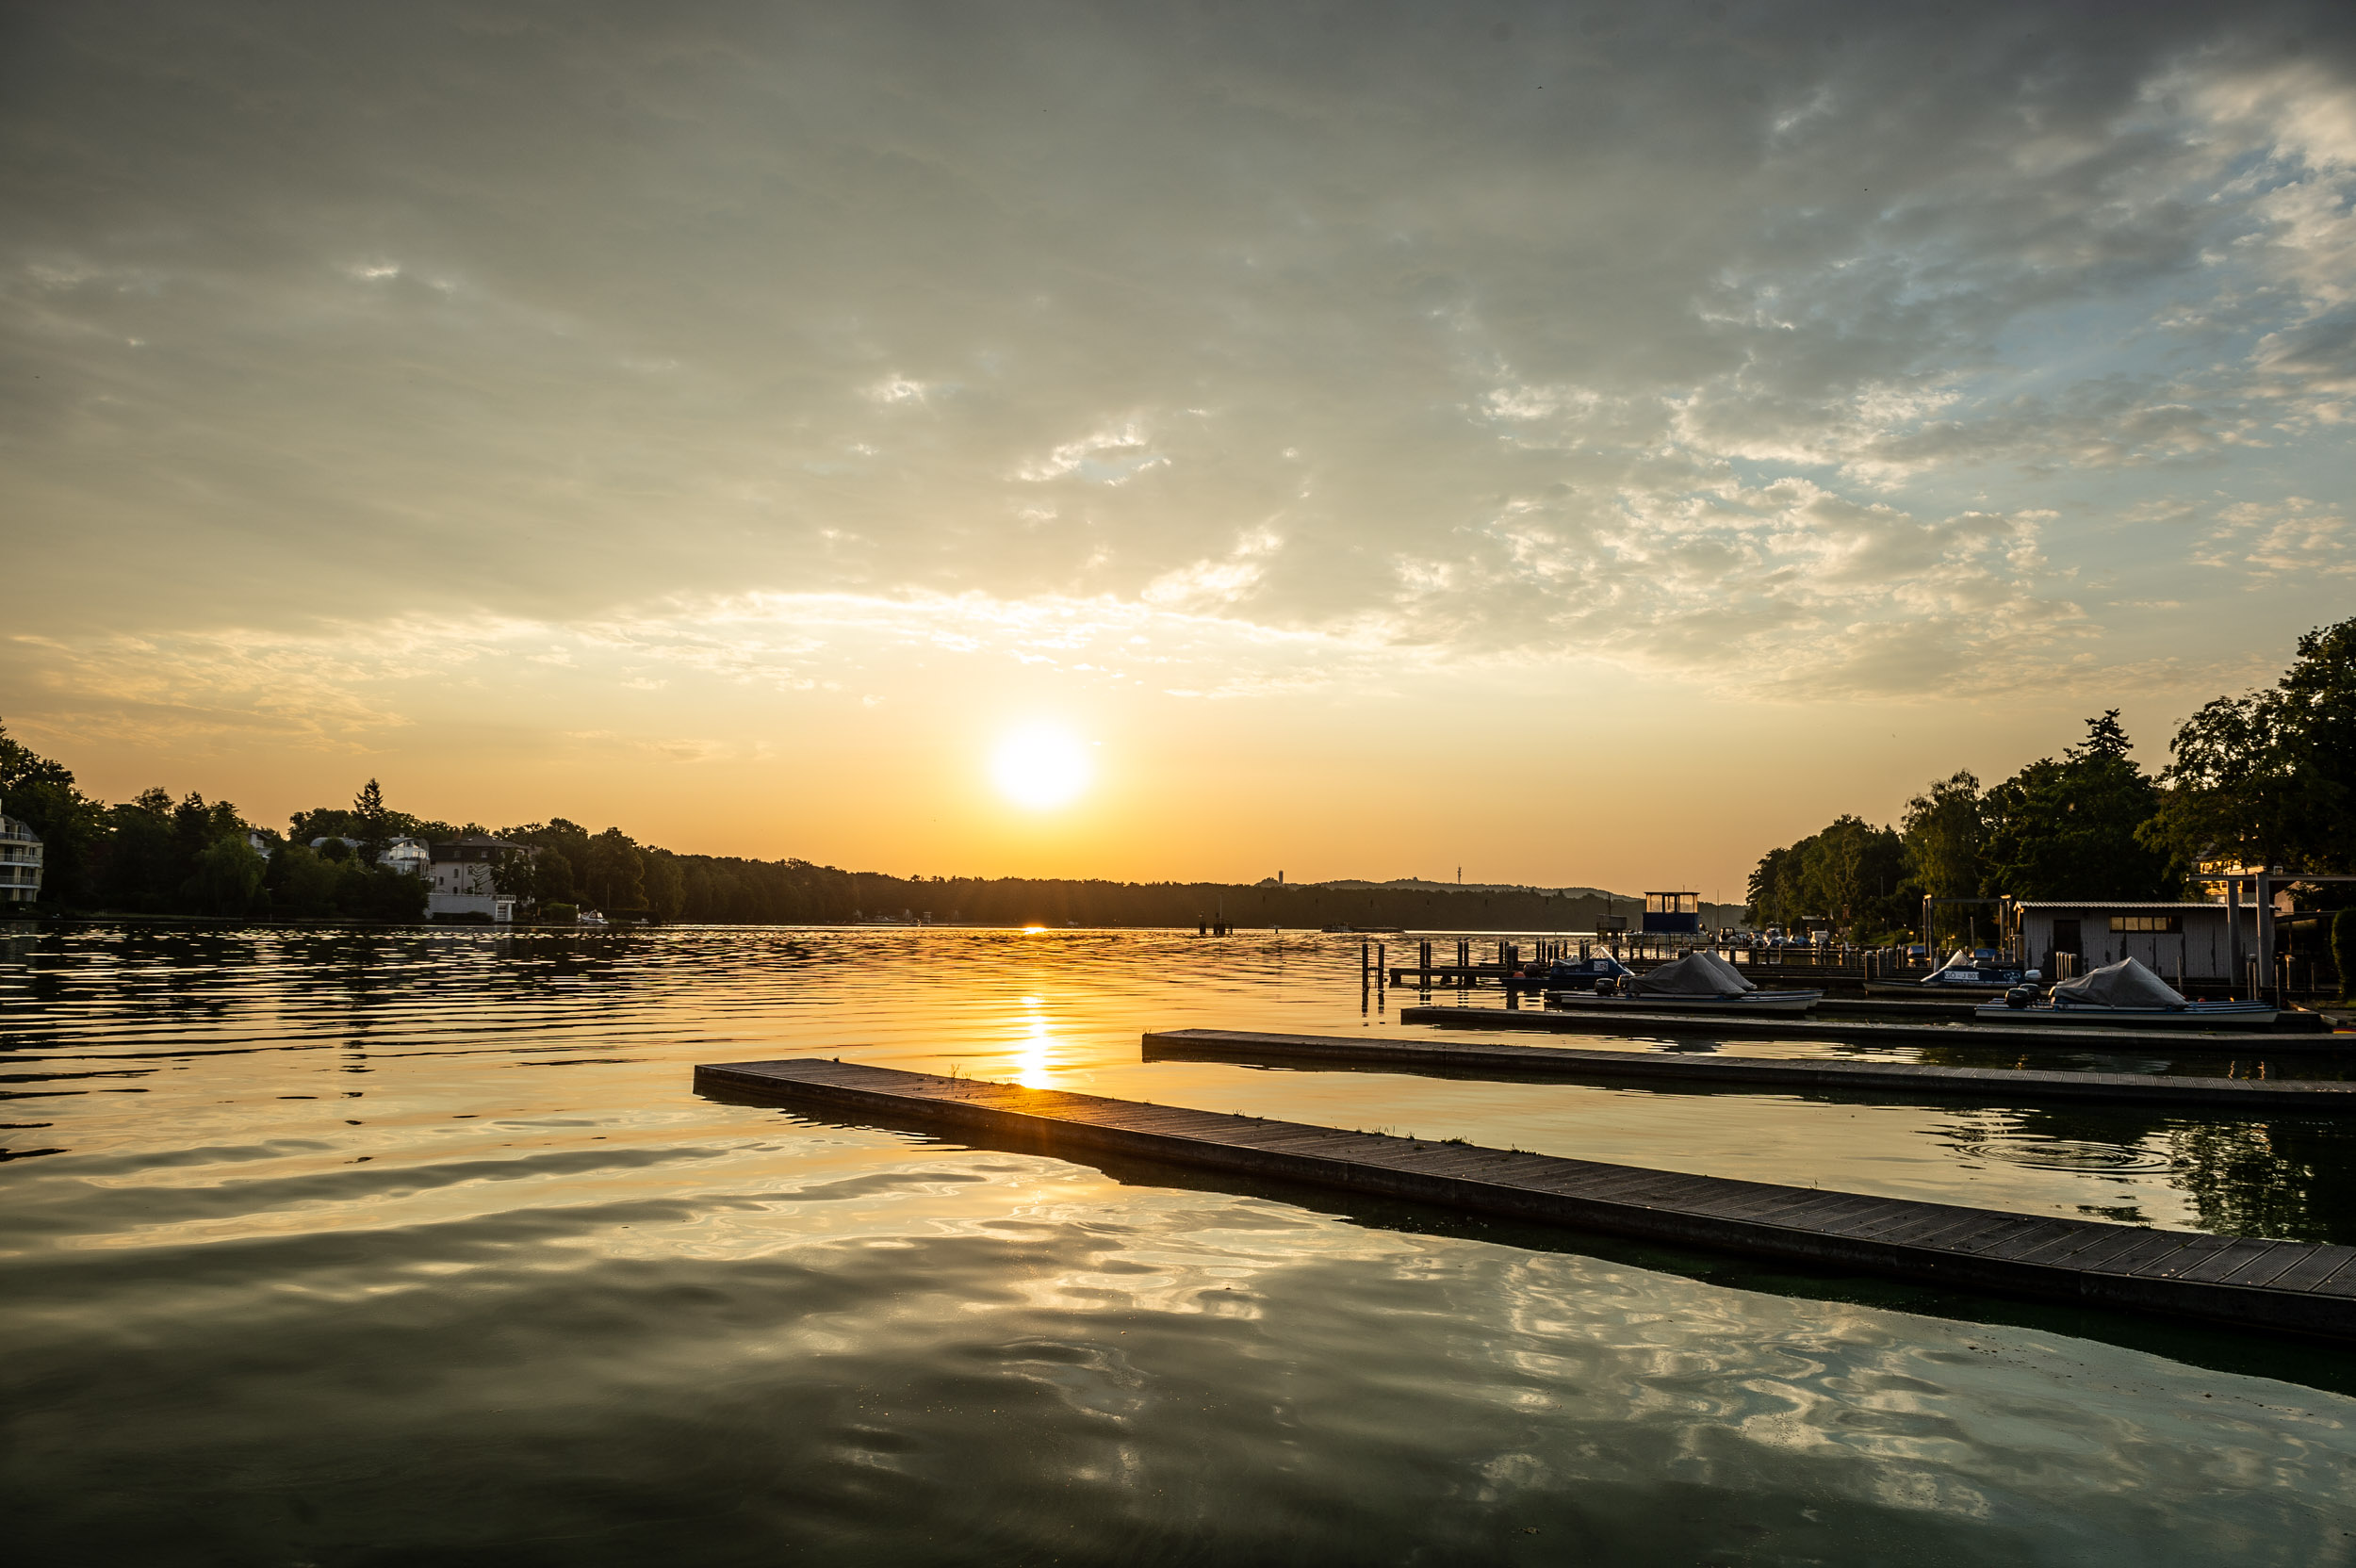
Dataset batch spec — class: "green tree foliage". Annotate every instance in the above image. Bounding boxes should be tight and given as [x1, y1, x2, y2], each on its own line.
[1743, 816, 1909, 938]
[0, 719, 107, 905]
[2280, 619, 2356, 864]
[584, 827, 648, 913]
[259, 841, 427, 921]
[189, 836, 268, 916]
[1982, 712, 2179, 901]
[103, 790, 184, 912]
[496, 821, 588, 906]
[644, 849, 686, 921]
[354, 860, 430, 921]
[266, 844, 346, 917]
[83, 786, 260, 913]
[1900, 770, 1984, 941]
[2146, 617, 2356, 874]
[0, 723, 74, 792]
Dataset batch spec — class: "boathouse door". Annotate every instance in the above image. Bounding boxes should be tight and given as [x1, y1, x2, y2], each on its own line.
[2049, 918, 2082, 978]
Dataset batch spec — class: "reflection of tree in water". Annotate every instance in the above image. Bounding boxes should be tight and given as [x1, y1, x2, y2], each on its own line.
[2166, 1120, 2356, 1246]
[1942, 1101, 2356, 1246]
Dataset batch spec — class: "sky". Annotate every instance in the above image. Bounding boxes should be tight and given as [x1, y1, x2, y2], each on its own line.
[3, 1, 2352, 900]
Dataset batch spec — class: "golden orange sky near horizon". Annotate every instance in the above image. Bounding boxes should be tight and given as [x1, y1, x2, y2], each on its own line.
[15, 650, 2264, 906]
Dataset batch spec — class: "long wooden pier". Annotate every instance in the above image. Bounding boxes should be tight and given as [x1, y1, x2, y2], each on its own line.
[1141, 1028, 2356, 1111]
[695, 1057, 2356, 1340]
[1399, 1003, 2350, 1052]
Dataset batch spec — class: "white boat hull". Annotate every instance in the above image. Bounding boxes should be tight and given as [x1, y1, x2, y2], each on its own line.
[1546, 990, 1824, 1016]
[1973, 1001, 2280, 1030]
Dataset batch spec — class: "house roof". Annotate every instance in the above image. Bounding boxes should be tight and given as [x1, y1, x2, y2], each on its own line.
[2014, 901, 2228, 911]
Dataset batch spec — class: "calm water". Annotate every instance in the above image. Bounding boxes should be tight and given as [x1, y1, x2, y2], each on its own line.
[7, 923, 2356, 1565]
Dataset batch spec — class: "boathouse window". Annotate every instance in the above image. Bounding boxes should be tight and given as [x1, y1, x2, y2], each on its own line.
[1644, 892, 1698, 915]
[2108, 915, 2183, 933]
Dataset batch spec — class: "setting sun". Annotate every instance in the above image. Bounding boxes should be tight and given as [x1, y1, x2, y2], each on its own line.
[990, 725, 1092, 809]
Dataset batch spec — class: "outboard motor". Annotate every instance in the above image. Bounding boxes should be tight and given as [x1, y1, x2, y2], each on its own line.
[2004, 985, 2036, 1009]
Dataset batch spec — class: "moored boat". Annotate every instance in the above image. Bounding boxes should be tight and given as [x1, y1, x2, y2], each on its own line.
[1862, 949, 2036, 996]
[1973, 956, 2279, 1029]
[1545, 950, 1823, 1014]
[1511, 955, 1633, 993]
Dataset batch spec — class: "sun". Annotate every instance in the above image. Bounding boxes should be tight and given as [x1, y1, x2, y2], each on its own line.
[991, 725, 1092, 809]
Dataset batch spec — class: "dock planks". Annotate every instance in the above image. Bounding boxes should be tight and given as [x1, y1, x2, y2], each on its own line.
[1399, 1003, 2349, 1052]
[1140, 1028, 2356, 1111]
[695, 1056, 2356, 1340]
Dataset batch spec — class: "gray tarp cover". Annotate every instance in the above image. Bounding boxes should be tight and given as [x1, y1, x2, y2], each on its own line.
[2053, 956, 2186, 1008]
[1632, 951, 1757, 996]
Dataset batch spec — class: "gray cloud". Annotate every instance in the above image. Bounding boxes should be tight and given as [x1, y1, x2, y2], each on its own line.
[3, 0, 2351, 697]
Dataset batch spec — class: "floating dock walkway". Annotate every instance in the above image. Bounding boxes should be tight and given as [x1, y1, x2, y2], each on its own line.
[695, 1056, 2356, 1340]
[1400, 1003, 2349, 1052]
[1142, 1028, 2356, 1112]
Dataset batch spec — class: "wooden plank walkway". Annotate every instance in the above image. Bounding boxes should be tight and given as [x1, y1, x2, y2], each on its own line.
[695, 1057, 2356, 1340]
[1141, 1029, 2356, 1111]
[1400, 1003, 2350, 1052]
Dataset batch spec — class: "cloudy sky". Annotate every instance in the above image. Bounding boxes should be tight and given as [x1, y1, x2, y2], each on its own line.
[4, 1, 2351, 894]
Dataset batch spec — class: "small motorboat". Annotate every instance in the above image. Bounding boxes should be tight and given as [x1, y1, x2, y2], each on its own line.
[1546, 950, 1823, 1014]
[1509, 955, 1633, 993]
[1974, 956, 2278, 1029]
[1862, 949, 2035, 996]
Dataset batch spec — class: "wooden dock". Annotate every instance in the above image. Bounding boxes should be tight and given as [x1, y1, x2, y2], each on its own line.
[1400, 1003, 2351, 1052]
[1141, 1028, 2356, 1112]
[695, 1057, 2356, 1340]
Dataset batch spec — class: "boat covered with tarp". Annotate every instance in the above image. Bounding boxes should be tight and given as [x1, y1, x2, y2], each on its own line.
[1546, 950, 1823, 1014]
[1974, 956, 2278, 1029]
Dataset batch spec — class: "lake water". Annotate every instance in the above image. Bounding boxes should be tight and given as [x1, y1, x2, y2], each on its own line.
[7, 923, 2356, 1565]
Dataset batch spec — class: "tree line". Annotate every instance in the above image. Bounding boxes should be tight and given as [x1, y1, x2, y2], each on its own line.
[3, 730, 1703, 930]
[1746, 619, 2356, 942]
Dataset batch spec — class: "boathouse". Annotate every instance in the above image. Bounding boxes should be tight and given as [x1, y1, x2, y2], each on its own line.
[1640, 890, 1700, 936]
[2011, 900, 2247, 984]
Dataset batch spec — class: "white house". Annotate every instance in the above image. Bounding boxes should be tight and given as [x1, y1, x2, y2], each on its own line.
[422, 837, 523, 923]
[378, 836, 431, 877]
[0, 793, 42, 905]
[305, 834, 517, 921]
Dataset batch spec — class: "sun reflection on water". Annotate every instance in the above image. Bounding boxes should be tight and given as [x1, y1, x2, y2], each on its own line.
[1014, 993, 1056, 1087]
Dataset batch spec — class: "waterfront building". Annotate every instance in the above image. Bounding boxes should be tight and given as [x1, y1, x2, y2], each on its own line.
[377, 836, 431, 877]
[1640, 890, 1701, 936]
[423, 837, 524, 923]
[2011, 900, 2247, 984]
[305, 834, 517, 920]
[0, 794, 42, 905]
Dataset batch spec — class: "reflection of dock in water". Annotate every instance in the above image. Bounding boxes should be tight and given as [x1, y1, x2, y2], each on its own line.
[695, 1056, 2356, 1342]
[1141, 1028, 2356, 1112]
